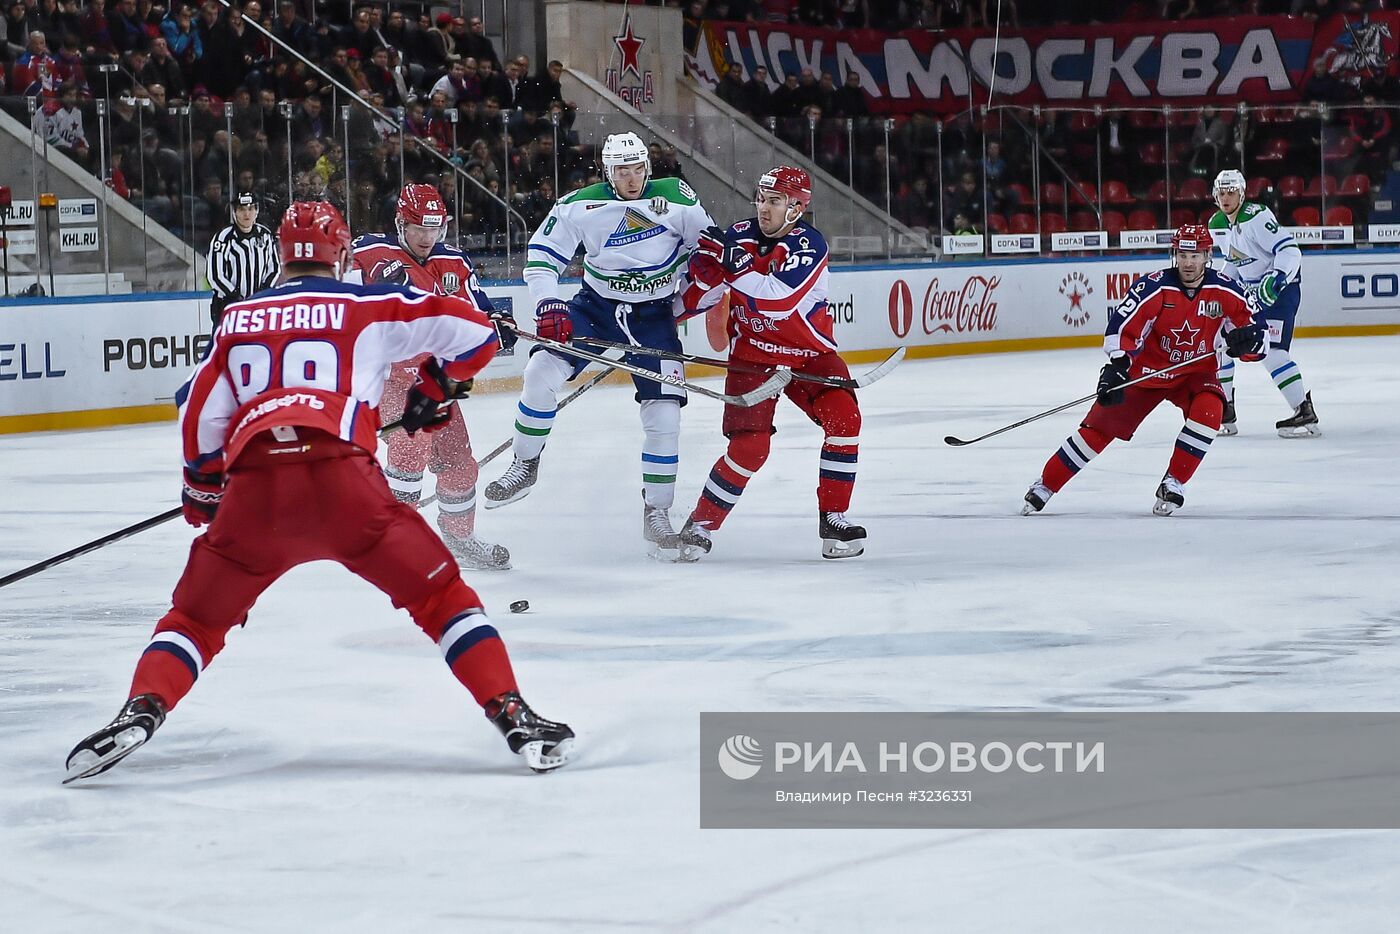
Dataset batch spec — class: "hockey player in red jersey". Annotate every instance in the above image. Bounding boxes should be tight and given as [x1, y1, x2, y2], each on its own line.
[676, 166, 866, 560]
[64, 202, 572, 783]
[1021, 224, 1266, 516]
[352, 183, 514, 570]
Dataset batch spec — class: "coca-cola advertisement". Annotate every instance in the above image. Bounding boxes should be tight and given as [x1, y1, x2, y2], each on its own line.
[888, 275, 1000, 339]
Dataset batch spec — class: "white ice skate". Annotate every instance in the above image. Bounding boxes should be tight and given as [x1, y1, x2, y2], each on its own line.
[1021, 480, 1052, 515]
[1153, 475, 1185, 516]
[643, 496, 681, 561]
[445, 534, 512, 570]
[484, 455, 540, 508]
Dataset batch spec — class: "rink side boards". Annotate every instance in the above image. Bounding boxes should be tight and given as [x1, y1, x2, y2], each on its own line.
[3, 251, 1398, 434]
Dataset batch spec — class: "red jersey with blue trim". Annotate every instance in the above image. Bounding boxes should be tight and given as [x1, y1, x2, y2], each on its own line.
[1105, 267, 1256, 383]
[177, 275, 498, 475]
[720, 219, 833, 365]
[350, 233, 495, 310]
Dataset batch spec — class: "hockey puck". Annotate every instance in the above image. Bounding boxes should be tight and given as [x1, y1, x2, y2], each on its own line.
[510, 600, 530, 614]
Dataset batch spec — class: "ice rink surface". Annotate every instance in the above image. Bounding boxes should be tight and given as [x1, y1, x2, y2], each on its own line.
[3, 337, 1398, 932]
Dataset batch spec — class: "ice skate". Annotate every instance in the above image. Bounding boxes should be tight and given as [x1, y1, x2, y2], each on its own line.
[677, 517, 714, 562]
[1219, 400, 1238, 437]
[63, 694, 167, 784]
[643, 496, 681, 561]
[819, 511, 866, 559]
[445, 534, 512, 570]
[483, 455, 540, 508]
[1021, 480, 1052, 515]
[1275, 392, 1320, 438]
[1153, 475, 1185, 516]
[486, 692, 574, 773]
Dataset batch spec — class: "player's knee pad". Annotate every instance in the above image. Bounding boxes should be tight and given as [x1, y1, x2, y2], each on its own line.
[386, 426, 431, 469]
[812, 388, 861, 439]
[154, 607, 233, 664]
[639, 398, 681, 439]
[1188, 391, 1224, 430]
[406, 576, 484, 642]
[522, 348, 573, 401]
[728, 429, 772, 473]
[1078, 425, 1113, 452]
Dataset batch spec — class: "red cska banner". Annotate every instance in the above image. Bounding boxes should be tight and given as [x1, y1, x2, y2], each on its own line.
[690, 13, 1399, 115]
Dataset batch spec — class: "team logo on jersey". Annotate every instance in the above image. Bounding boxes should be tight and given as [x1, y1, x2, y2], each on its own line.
[440, 272, 461, 295]
[1058, 271, 1094, 328]
[1170, 321, 1201, 347]
[648, 196, 670, 216]
[605, 207, 666, 247]
[1199, 300, 1223, 319]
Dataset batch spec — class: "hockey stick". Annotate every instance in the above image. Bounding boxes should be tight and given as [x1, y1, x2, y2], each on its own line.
[2, 417, 426, 590]
[506, 324, 793, 406]
[574, 337, 907, 390]
[943, 356, 1207, 447]
[416, 364, 617, 511]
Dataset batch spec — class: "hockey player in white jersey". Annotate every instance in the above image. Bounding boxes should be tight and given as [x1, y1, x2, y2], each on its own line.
[483, 132, 716, 557]
[1208, 169, 1320, 437]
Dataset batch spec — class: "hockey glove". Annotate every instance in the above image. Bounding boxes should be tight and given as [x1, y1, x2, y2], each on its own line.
[1096, 354, 1132, 407]
[535, 299, 573, 342]
[1255, 271, 1286, 308]
[403, 359, 466, 435]
[488, 308, 518, 353]
[181, 467, 224, 527]
[691, 226, 728, 289]
[1225, 321, 1267, 359]
[722, 242, 755, 279]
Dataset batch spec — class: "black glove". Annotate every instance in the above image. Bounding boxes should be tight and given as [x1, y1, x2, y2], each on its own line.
[1096, 354, 1132, 407]
[488, 308, 517, 353]
[1225, 321, 1266, 359]
[402, 359, 470, 434]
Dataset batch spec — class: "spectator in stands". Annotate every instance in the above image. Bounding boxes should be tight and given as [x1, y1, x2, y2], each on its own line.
[771, 71, 802, 119]
[460, 14, 498, 71]
[1303, 57, 1351, 104]
[945, 170, 985, 230]
[714, 61, 745, 111]
[141, 35, 185, 98]
[378, 8, 413, 60]
[162, 5, 203, 75]
[364, 45, 397, 104]
[794, 66, 822, 112]
[424, 12, 460, 74]
[55, 35, 89, 96]
[81, 0, 117, 56]
[386, 46, 416, 107]
[203, 2, 254, 96]
[290, 93, 325, 147]
[321, 45, 355, 102]
[832, 69, 867, 118]
[340, 5, 376, 60]
[272, 0, 311, 59]
[44, 81, 90, 166]
[983, 140, 1007, 185]
[1189, 105, 1229, 174]
[519, 58, 562, 113]
[109, 0, 146, 54]
[431, 59, 471, 105]
[456, 95, 487, 143]
[13, 30, 58, 97]
[190, 83, 219, 135]
[1349, 92, 1393, 179]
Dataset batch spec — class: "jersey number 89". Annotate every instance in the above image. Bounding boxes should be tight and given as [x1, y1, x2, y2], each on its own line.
[227, 341, 341, 404]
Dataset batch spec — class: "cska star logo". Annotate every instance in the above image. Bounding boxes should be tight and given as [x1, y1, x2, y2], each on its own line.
[1170, 321, 1200, 347]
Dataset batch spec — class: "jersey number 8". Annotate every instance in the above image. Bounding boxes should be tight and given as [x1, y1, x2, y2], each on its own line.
[227, 341, 341, 404]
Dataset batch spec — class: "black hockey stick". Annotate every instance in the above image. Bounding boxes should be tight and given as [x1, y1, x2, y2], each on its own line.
[505, 323, 793, 406]
[574, 336, 907, 390]
[2, 417, 426, 590]
[943, 356, 1206, 447]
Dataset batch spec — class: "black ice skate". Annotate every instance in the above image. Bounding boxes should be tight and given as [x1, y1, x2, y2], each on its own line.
[819, 511, 866, 559]
[1021, 480, 1052, 516]
[486, 692, 574, 773]
[1219, 400, 1238, 437]
[1153, 475, 1185, 517]
[643, 495, 681, 561]
[445, 534, 512, 570]
[63, 694, 167, 784]
[1275, 392, 1320, 438]
[677, 517, 714, 563]
[483, 455, 540, 508]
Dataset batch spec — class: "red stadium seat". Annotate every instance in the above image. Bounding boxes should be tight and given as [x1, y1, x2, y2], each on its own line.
[1170, 208, 1196, 228]
[1069, 182, 1097, 206]
[1127, 209, 1159, 229]
[986, 213, 1007, 234]
[1102, 210, 1128, 236]
[1276, 175, 1305, 199]
[1245, 176, 1271, 199]
[1069, 112, 1099, 133]
[1176, 178, 1211, 203]
[1040, 214, 1068, 235]
[1041, 182, 1065, 206]
[1339, 174, 1371, 197]
[1129, 110, 1163, 131]
[1102, 180, 1134, 206]
[1324, 205, 1354, 226]
[1008, 213, 1038, 234]
[1140, 141, 1165, 166]
[1145, 180, 1169, 203]
[1255, 138, 1289, 163]
[1069, 211, 1098, 231]
[1324, 134, 1356, 160]
[1005, 183, 1033, 206]
[1303, 175, 1338, 198]
[1200, 208, 1218, 224]
[1291, 206, 1321, 226]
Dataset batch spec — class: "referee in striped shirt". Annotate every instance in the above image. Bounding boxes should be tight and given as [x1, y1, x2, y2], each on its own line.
[207, 192, 280, 327]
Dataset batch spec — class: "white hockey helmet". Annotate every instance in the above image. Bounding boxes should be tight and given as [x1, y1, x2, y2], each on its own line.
[601, 132, 651, 187]
[1213, 169, 1246, 198]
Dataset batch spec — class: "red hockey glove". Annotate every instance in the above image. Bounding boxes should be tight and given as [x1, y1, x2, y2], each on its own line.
[181, 467, 224, 527]
[403, 358, 463, 435]
[535, 299, 573, 342]
[691, 226, 728, 289]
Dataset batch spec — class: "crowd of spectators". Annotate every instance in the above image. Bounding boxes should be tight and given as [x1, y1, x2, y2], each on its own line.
[0, 0, 693, 267]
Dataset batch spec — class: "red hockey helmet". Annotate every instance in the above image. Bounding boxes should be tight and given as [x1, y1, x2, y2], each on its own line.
[756, 165, 812, 220]
[278, 200, 351, 273]
[1171, 223, 1212, 253]
[396, 183, 451, 243]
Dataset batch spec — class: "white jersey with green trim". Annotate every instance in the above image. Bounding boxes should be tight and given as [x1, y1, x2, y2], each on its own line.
[523, 177, 715, 307]
[1207, 201, 1302, 289]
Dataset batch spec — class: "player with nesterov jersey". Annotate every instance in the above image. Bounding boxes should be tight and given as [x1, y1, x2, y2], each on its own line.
[352, 184, 515, 570]
[483, 132, 715, 559]
[64, 202, 573, 784]
[676, 165, 866, 561]
[1208, 169, 1320, 438]
[1021, 224, 1266, 517]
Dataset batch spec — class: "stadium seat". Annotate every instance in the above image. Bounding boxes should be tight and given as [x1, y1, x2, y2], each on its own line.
[1069, 211, 1098, 231]
[1176, 178, 1211, 203]
[1041, 182, 1065, 206]
[1008, 213, 1038, 234]
[1127, 209, 1159, 229]
[1145, 180, 1169, 203]
[1067, 182, 1096, 206]
[1200, 208, 1218, 224]
[1102, 180, 1134, 206]
[1041, 214, 1068, 234]
[1303, 175, 1338, 199]
[1324, 205, 1354, 226]
[1102, 210, 1128, 236]
[1170, 208, 1196, 228]
[1129, 111, 1163, 131]
[1277, 175, 1305, 199]
[1245, 176, 1271, 199]
[1339, 174, 1372, 197]
[1255, 138, 1289, 163]
[986, 213, 1007, 234]
[1069, 112, 1099, 134]
[1140, 142, 1165, 167]
[1005, 183, 1033, 206]
[1291, 206, 1321, 226]
[1324, 134, 1356, 161]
